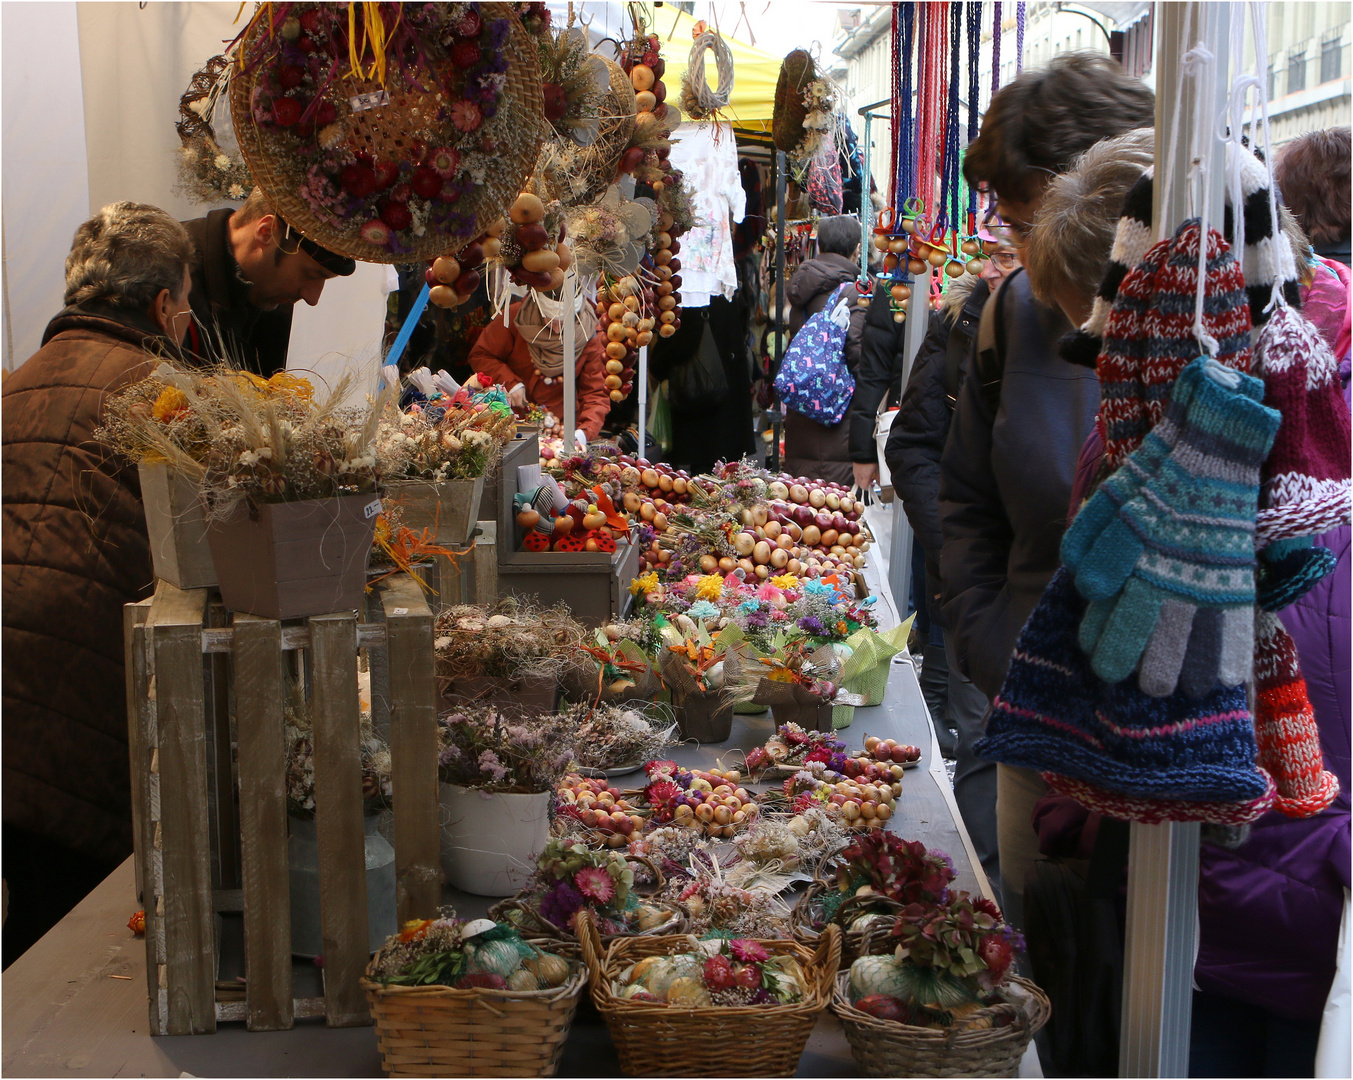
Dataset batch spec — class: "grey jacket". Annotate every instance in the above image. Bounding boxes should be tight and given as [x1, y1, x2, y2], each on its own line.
[938, 269, 1099, 698]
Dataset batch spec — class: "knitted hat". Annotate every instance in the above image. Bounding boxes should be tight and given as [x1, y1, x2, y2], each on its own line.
[1096, 220, 1253, 475]
[1043, 769, 1275, 826]
[974, 568, 1272, 805]
[1253, 610, 1340, 818]
[1061, 142, 1303, 368]
[1251, 303, 1353, 547]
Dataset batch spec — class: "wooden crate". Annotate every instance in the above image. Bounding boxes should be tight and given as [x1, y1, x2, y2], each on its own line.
[491, 430, 639, 625]
[125, 574, 440, 1035]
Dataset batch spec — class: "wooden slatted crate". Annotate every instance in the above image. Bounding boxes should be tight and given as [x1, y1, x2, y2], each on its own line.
[125, 574, 439, 1035]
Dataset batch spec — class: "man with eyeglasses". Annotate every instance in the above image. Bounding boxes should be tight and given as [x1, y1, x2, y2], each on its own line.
[181, 187, 355, 375]
[935, 52, 1154, 933]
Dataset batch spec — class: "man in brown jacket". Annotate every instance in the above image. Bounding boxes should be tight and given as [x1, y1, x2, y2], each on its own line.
[181, 187, 354, 375]
[2, 202, 195, 966]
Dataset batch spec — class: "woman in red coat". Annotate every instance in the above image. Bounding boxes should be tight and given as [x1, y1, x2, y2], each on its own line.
[468, 291, 612, 442]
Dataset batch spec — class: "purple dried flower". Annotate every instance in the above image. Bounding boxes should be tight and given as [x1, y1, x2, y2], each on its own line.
[539, 879, 585, 927]
[797, 616, 826, 635]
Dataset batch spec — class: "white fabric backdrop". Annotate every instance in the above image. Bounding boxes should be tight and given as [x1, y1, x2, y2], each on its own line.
[3, 1, 387, 394]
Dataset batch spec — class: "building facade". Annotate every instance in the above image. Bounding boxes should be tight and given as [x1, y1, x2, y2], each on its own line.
[830, 1, 1349, 202]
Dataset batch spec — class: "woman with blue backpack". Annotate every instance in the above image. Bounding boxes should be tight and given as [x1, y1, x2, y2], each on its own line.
[779, 214, 869, 487]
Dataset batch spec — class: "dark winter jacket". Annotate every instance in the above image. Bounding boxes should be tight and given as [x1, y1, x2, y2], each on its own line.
[938, 269, 1099, 698]
[182, 209, 293, 376]
[885, 275, 989, 567]
[2, 306, 177, 863]
[847, 282, 905, 465]
[782, 252, 867, 486]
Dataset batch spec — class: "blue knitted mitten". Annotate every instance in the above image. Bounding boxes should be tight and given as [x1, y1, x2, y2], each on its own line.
[1076, 357, 1280, 696]
[1255, 536, 1339, 612]
[1062, 359, 1203, 575]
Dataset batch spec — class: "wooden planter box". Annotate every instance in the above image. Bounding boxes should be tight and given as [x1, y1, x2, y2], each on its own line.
[384, 473, 485, 548]
[124, 575, 440, 1035]
[139, 462, 216, 589]
[439, 673, 559, 714]
[492, 431, 639, 625]
[206, 494, 380, 620]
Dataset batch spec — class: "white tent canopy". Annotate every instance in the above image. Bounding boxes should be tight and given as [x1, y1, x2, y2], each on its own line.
[1, 1, 389, 396]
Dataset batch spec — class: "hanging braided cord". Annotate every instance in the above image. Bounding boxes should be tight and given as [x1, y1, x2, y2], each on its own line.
[1016, 0, 1026, 72]
[894, 2, 917, 214]
[938, 0, 963, 239]
[913, 2, 944, 221]
[889, 2, 902, 209]
[992, 0, 1002, 96]
[965, 0, 982, 228]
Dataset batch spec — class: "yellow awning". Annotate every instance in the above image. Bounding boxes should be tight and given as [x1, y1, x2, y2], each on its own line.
[650, 6, 782, 132]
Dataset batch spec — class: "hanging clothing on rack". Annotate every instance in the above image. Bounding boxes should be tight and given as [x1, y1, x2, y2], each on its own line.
[668, 122, 746, 308]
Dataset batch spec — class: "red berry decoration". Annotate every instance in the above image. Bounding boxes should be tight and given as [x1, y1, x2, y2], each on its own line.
[379, 200, 412, 231]
[272, 97, 303, 127]
[341, 163, 377, 198]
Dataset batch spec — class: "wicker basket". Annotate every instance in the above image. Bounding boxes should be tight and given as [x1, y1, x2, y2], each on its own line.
[831, 971, 1050, 1078]
[573, 58, 638, 205]
[230, 3, 544, 263]
[577, 910, 842, 1077]
[790, 880, 905, 965]
[361, 942, 588, 1078]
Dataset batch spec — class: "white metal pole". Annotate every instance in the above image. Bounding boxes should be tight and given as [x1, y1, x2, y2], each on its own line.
[561, 270, 577, 453]
[1119, 5, 1228, 1077]
[637, 343, 648, 460]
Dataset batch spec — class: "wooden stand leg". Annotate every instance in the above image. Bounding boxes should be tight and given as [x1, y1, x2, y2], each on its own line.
[232, 614, 294, 1031]
[308, 612, 371, 1027]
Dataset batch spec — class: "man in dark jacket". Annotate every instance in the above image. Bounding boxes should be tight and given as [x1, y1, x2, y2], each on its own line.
[942, 53, 1154, 929]
[3, 202, 197, 966]
[883, 243, 1021, 896]
[182, 187, 354, 375]
[782, 214, 867, 486]
[846, 281, 904, 492]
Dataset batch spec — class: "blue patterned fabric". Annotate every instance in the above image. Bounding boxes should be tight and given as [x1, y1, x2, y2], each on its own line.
[973, 568, 1271, 803]
[774, 283, 856, 424]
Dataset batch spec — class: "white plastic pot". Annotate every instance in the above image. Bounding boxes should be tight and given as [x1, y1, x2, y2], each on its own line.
[439, 783, 551, 896]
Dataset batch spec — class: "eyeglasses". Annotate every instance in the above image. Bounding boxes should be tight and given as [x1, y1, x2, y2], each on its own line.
[983, 221, 1032, 246]
[989, 251, 1021, 270]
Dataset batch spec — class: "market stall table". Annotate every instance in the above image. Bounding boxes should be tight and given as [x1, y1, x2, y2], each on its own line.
[3, 560, 1007, 1078]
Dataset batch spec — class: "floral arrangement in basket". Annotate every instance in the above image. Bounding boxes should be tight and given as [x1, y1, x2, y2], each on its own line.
[789, 75, 840, 168]
[637, 571, 873, 650]
[562, 620, 662, 705]
[232, 1, 539, 257]
[801, 834, 956, 940]
[368, 912, 575, 992]
[97, 363, 393, 518]
[375, 366, 517, 481]
[655, 619, 745, 697]
[507, 839, 678, 938]
[567, 701, 675, 772]
[846, 892, 1026, 1029]
[284, 682, 392, 816]
[433, 598, 587, 684]
[611, 936, 808, 1007]
[437, 702, 577, 794]
[656, 846, 795, 940]
[745, 635, 858, 716]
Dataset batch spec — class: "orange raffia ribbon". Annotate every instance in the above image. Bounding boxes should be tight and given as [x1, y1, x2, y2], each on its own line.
[580, 643, 652, 708]
[367, 518, 473, 593]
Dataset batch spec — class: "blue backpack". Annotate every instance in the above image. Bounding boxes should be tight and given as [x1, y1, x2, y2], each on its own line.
[774, 282, 856, 425]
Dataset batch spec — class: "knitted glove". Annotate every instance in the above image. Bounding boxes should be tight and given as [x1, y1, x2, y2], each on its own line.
[1253, 610, 1340, 818]
[1074, 358, 1280, 694]
[1255, 536, 1339, 612]
[1061, 357, 1203, 576]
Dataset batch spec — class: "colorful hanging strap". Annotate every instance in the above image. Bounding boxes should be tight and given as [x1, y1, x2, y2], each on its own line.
[1016, 0, 1026, 72]
[992, 1, 1002, 96]
[966, 0, 982, 224]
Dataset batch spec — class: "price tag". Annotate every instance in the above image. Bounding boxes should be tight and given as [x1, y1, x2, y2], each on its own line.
[364, 499, 383, 519]
[349, 90, 391, 112]
[392, 607, 409, 616]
